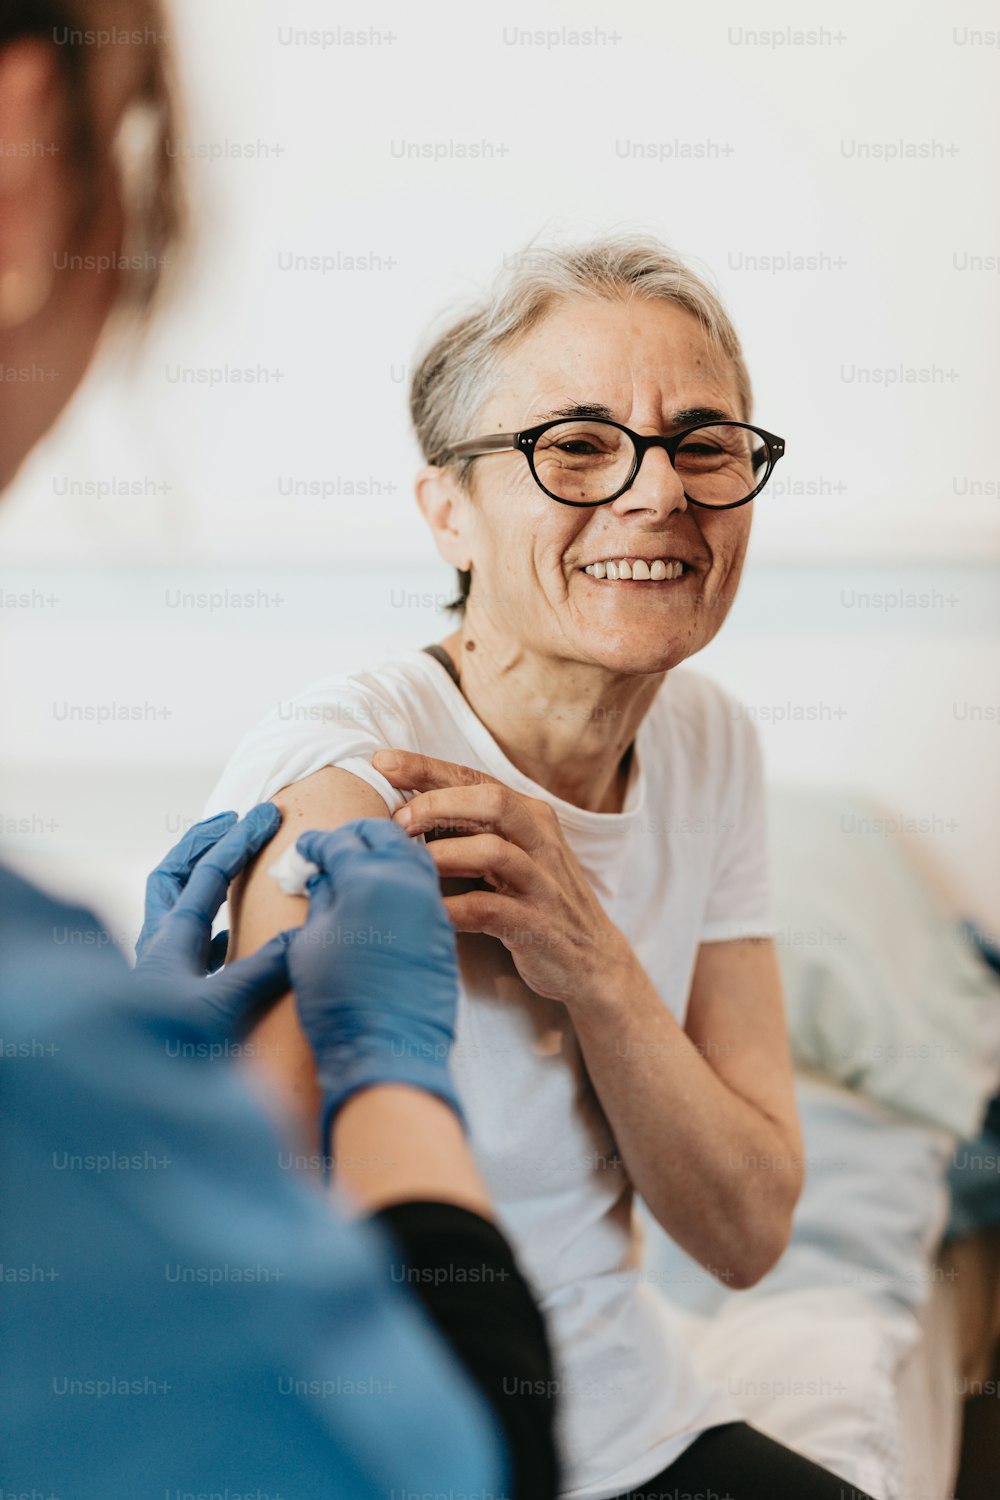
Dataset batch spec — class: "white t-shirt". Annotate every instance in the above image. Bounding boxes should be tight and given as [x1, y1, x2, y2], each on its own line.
[205, 647, 774, 1500]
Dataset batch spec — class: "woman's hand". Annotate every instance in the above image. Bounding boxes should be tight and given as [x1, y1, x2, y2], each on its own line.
[371, 749, 632, 1007]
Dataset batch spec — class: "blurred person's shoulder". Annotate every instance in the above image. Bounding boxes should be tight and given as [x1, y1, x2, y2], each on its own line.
[0, 864, 134, 1085]
[0, 865, 126, 990]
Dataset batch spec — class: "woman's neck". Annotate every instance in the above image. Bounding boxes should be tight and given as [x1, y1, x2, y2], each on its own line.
[438, 627, 663, 814]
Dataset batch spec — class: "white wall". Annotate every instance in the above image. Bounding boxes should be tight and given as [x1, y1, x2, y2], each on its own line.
[2, 0, 998, 940]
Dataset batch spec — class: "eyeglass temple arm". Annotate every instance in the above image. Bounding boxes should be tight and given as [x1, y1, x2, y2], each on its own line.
[448, 433, 520, 458]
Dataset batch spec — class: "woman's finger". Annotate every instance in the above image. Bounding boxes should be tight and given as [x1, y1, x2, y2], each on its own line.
[442, 888, 520, 940]
[372, 748, 500, 793]
[396, 782, 551, 855]
[426, 832, 540, 895]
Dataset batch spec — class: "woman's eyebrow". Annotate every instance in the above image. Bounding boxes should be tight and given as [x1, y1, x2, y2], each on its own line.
[668, 405, 735, 427]
[536, 402, 618, 422]
[532, 402, 737, 426]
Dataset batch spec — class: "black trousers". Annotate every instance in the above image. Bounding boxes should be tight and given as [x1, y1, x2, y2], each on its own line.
[613, 1421, 877, 1500]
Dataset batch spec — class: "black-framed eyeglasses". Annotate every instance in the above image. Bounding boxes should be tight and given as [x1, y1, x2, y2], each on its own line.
[446, 418, 786, 510]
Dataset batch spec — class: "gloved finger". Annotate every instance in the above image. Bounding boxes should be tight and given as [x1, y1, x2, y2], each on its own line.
[351, 817, 439, 877]
[290, 826, 369, 913]
[294, 820, 437, 923]
[171, 803, 281, 934]
[207, 929, 229, 973]
[299, 868, 339, 919]
[354, 818, 428, 856]
[142, 811, 239, 926]
[207, 930, 292, 1028]
[290, 823, 389, 922]
[297, 817, 425, 874]
[295, 821, 373, 872]
[359, 816, 437, 876]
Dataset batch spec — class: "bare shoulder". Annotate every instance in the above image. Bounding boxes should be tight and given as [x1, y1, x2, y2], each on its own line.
[274, 764, 390, 828]
[229, 766, 390, 958]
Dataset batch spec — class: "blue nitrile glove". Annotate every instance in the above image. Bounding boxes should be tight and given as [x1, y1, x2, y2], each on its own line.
[135, 804, 291, 1039]
[286, 818, 467, 1149]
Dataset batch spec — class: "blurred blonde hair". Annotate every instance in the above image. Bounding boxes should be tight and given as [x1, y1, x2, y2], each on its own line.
[1, 0, 183, 312]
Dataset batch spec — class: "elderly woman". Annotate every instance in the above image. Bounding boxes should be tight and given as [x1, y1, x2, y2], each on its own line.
[1, 5, 560, 1497]
[213, 239, 869, 1500]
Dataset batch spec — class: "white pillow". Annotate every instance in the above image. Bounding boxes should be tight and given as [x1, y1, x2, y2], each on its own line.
[767, 784, 1000, 1136]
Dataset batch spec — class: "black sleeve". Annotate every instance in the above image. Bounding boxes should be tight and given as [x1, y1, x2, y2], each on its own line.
[372, 1199, 560, 1500]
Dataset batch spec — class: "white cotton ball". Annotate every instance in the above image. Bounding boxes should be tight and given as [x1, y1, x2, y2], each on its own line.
[268, 844, 321, 897]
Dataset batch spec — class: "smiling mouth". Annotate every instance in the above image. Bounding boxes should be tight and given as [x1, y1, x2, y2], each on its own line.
[578, 557, 691, 582]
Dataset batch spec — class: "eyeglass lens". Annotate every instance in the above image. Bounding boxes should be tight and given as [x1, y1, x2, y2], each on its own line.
[531, 421, 768, 506]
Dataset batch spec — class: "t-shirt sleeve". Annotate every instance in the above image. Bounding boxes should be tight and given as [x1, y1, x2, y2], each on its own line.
[699, 696, 774, 943]
[203, 672, 412, 819]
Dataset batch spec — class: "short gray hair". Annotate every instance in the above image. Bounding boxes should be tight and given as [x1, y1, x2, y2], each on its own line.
[409, 234, 753, 612]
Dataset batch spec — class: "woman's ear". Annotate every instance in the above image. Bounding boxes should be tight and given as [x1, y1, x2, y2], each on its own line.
[415, 464, 473, 571]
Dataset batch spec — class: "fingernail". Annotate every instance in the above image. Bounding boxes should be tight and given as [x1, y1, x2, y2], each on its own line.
[375, 752, 399, 772]
[394, 806, 412, 827]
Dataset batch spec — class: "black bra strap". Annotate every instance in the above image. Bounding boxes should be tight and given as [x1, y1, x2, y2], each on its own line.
[422, 643, 462, 691]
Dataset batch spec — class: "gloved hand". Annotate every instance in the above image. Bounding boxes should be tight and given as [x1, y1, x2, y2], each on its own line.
[287, 818, 466, 1149]
[136, 805, 291, 1039]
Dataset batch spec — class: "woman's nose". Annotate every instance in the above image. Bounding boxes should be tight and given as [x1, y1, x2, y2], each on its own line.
[608, 443, 688, 518]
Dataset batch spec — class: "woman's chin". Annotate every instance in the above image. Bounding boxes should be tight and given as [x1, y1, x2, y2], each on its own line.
[577, 634, 698, 677]
[561, 571, 723, 675]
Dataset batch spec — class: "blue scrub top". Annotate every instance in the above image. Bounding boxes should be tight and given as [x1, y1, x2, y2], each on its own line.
[0, 865, 508, 1500]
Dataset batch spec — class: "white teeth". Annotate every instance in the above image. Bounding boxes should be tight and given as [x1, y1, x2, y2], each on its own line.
[581, 557, 687, 582]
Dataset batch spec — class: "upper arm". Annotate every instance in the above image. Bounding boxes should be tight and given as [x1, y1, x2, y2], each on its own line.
[228, 767, 390, 1145]
[229, 765, 391, 961]
[685, 937, 804, 1163]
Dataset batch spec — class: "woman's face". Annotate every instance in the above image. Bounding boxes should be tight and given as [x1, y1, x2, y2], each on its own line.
[451, 295, 755, 677]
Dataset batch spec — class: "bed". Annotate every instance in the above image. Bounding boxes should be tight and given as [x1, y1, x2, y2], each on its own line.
[637, 783, 1000, 1500]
